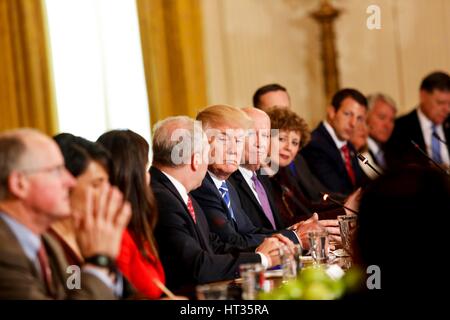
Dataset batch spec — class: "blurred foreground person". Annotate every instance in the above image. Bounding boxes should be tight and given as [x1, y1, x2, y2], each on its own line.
[51, 133, 111, 266]
[0, 129, 131, 299]
[354, 166, 450, 299]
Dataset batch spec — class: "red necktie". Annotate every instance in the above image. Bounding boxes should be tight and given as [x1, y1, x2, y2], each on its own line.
[341, 144, 356, 186]
[37, 242, 55, 297]
[187, 196, 197, 223]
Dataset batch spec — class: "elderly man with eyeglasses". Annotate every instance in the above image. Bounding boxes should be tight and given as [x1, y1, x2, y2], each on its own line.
[0, 128, 131, 299]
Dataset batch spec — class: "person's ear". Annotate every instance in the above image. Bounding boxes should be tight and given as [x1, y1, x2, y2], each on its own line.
[326, 105, 336, 121]
[191, 152, 200, 171]
[419, 89, 428, 104]
[8, 171, 29, 199]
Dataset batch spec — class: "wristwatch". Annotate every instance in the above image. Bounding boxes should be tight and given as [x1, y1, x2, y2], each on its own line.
[84, 254, 117, 274]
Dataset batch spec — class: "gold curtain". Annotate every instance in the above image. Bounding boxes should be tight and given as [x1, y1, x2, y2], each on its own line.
[136, 0, 207, 126]
[0, 0, 56, 135]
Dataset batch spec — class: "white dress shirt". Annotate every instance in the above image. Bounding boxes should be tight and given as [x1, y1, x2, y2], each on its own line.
[238, 167, 262, 206]
[207, 171, 269, 268]
[161, 171, 189, 205]
[367, 137, 385, 168]
[235, 168, 302, 249]
[367, 136, 381, 158]
[417, 108, 450, 166]
[323, 120, 348, 162]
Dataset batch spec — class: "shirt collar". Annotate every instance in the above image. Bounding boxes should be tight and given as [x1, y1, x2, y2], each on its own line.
[238, 166, 255, 180]
[160, 171, 189, 205]
[323, 120, 347, 150]
[208, 171, 226, 190]
[417, 107, 435, 131]
[0, 212, 41, 262]
[367, 136, 381, 155]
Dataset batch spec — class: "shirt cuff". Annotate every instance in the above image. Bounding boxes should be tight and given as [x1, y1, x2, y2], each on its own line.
[291, 229, 303, 247]
[256, 252, 269, 269]
[82, 266, 124, 298]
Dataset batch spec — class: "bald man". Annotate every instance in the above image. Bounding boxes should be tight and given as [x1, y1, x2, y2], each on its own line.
[228, 107, 340, 244]
[0, 129, 130, 299]
[227, 108, 286, 230]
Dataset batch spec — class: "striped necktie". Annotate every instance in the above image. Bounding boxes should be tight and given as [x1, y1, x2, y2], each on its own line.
[218, 181, 236, 221]
[431, 124, 443, 164]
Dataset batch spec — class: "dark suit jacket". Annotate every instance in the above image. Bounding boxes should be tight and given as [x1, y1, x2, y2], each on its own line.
[386, 109, 450, 169]
[0, 217, 115, 300]
[300, 122, 367, 196]
[150, 167, 261, 292]
[291, 154, 346, 202]
[227, 169, 286, 230]
[191, 173, 299, 249]
[269, 166, 344, 227]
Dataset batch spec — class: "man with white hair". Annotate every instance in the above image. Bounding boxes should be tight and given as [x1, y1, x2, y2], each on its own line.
[150, 116, 284, 294]
[366, 93, 397, 170]
[0, 129, 131, 299]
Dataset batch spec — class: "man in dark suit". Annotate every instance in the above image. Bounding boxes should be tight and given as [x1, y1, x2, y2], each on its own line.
[192, 105, 323, 252]
[227, 107, 285, 231]
[229, 107, 341, 242]
[365, 93, 397, 171]
[0, 129, 131, 299]
[386, 71, 450, 170]
[150, 116, 286, 293]
[301, 88, 369, 196]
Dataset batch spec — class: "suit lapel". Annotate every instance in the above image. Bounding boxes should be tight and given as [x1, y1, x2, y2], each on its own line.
[444, 119, 450, 158]
[0, 216, 47, 293]
[348, 142, 366, 182]
[205, 173, 236, 223]
[42, 233, 69, 298]
[257, 173, 284, 229]
[232, 171, 267, 219]
[151, 167, 207, 248]
[411, 110, 427, 151]
[189, 197, 213, 254]
[317, 123, 353, 186]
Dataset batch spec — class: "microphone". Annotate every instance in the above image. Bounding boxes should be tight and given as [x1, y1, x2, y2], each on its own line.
[357, 153, 382, 177]
[433, 132, 446, 144]
[320, 192, 358, 214]
[410, 140, 449, 175]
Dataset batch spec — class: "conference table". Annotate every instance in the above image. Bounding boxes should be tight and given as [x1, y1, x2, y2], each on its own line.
[198, 253, 354, 300]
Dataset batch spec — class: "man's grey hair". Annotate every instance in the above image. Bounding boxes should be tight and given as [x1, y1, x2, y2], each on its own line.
[0, 128, 41, 200]
[367, 93, 397, 113]
[152, 116, 205, 167]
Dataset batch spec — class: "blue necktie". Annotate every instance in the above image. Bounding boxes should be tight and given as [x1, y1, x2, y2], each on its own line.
[288, 161, 297, 176]
[375, 149, 386, 169]
[219, 181, 235, 221]
[431, 125, 443, 164]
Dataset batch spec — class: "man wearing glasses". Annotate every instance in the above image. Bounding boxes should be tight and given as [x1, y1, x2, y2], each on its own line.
[0, 129, 131, 299]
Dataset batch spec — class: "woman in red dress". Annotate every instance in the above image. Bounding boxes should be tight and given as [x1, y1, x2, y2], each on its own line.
[98, 130, 165, 299]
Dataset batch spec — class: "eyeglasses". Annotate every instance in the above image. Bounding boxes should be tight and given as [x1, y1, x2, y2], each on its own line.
[21, 164, 67, 177]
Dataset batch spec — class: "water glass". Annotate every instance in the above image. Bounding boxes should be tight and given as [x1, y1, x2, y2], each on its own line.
[239, 263, 265, 300]
[308, 230, 329, 264]
[196, 283, 229, 300]
[337, 215, 358, 256]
